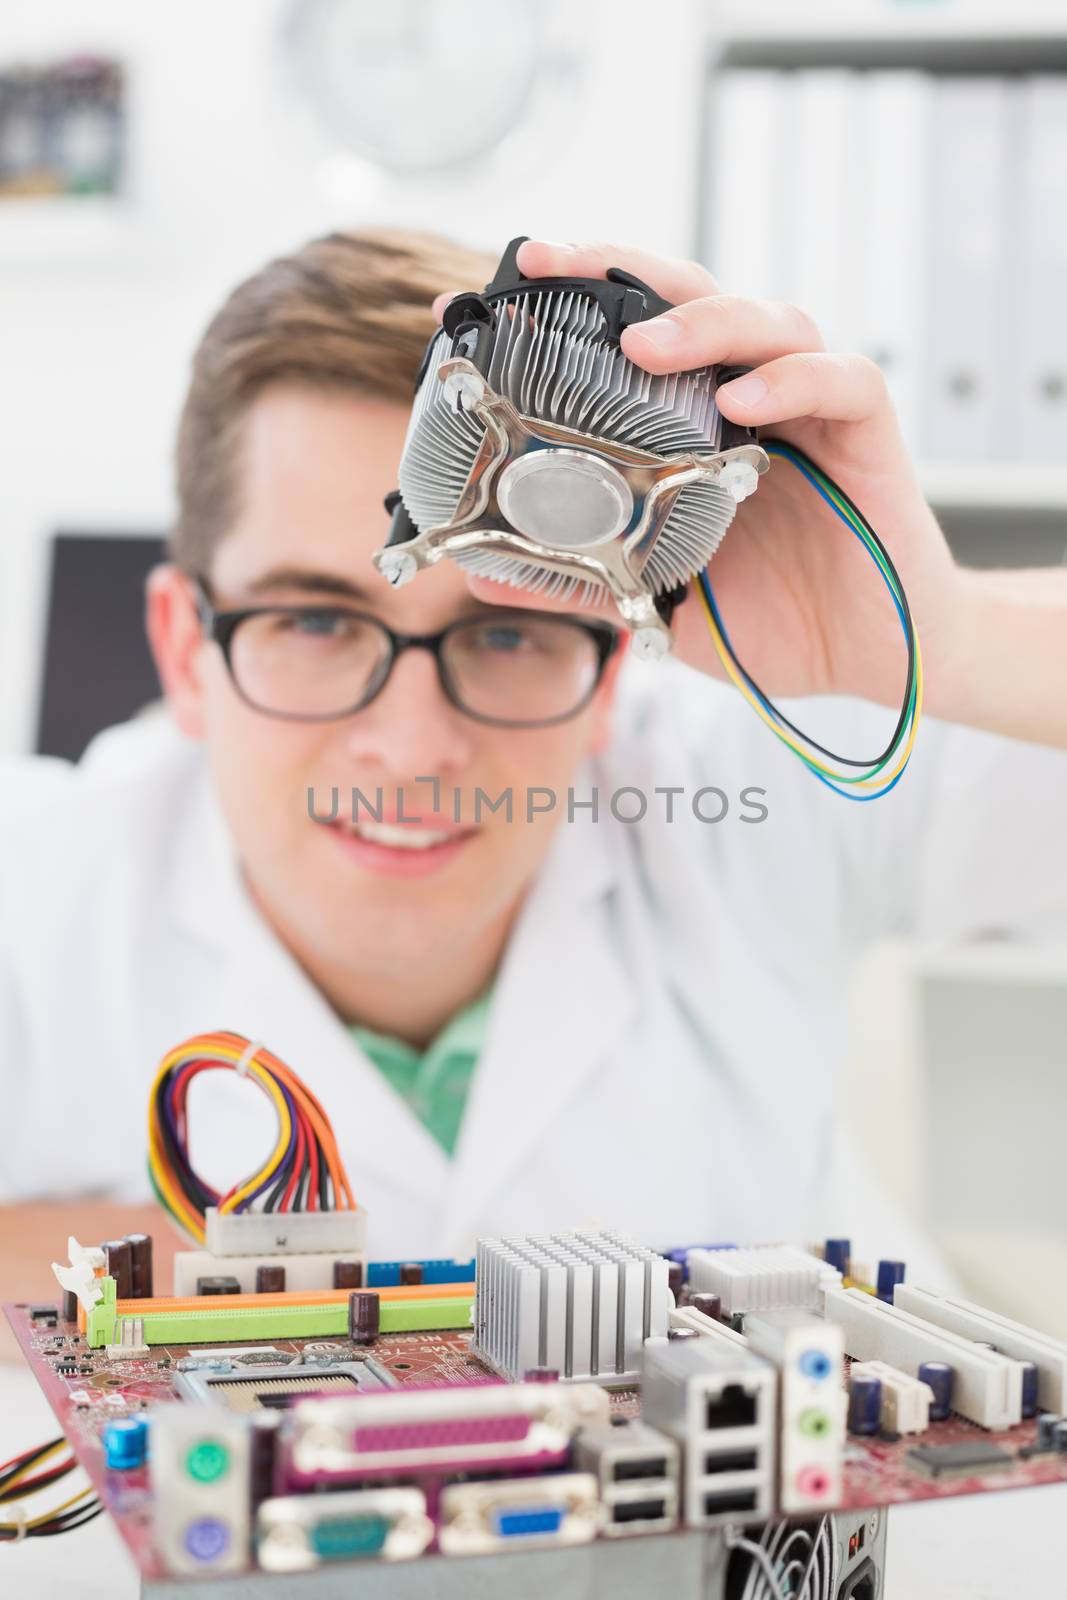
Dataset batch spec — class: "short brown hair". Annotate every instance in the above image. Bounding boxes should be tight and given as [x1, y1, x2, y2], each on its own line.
[172, 227, 494, 573]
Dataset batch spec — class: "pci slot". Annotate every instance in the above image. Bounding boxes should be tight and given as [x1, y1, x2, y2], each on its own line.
[894, 1285, 1067, 1414]
[823, 1288, 1023, 1429]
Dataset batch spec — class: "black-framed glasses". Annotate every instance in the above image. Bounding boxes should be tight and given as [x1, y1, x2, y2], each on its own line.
[194, 579, 621, 729]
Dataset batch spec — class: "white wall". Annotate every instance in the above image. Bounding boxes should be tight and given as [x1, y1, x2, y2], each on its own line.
[0, 0, 708, 756]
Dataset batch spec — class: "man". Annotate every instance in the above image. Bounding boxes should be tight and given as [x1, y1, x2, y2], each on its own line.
[2, 229, 1066, 1295]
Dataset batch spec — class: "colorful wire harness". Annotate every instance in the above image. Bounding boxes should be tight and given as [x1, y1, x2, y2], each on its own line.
[0, 1438, 101, 1541]
[695, 439, 922, 801]
[147, 1031, 356, 1245]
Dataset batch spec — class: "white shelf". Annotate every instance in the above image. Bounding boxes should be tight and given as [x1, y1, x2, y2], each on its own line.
[910, 941, 1067, 986]
[712, 2, 1067, 46]
[919, 463, 1067, 511]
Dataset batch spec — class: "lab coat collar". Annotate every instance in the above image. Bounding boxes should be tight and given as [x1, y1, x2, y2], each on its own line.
[166, 757, 635, 1236]
[437, 786, 638, 1252]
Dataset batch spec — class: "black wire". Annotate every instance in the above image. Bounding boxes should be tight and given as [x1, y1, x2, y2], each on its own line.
[0, 1438, 63, 1494]
[714, 436, 917, 770]
[155, 1070, 217, 1218]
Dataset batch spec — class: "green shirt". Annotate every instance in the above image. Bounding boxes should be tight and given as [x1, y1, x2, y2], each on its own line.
[351, 990, 492, 1157]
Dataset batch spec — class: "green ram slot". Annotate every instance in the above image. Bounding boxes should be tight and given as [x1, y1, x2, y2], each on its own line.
[86, 1288, 473, 1347]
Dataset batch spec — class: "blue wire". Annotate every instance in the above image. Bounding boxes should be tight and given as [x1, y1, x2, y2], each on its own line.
[699, 446, 916, 803]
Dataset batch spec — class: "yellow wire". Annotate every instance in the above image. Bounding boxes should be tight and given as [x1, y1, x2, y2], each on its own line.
[1, 1441, 69, 1493]
[147, 1040, 294, 1229]
[695, 576, 923, 789]
[0, 1483, 96, 1533]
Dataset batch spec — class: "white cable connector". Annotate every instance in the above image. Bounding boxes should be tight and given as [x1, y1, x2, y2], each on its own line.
[235, 1040, 264, 1078]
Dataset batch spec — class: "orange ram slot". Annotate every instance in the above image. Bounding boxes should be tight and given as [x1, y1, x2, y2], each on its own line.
[114, 1282, 474, 1317]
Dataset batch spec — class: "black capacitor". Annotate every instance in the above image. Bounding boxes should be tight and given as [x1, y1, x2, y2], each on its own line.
[667, 1261, 683, 1300]
[1019, 1361, 1039, 1420]
[348, 1290, 380, 1346]
[690, 1292, 722, 1323]
[918, 1361, 955, 1422]
[876, 1260, 906, 1303]
[399, 1263, 424, 1286]
[849, 1375, 883, 1436]
[333, 1260, 363, 1290]
[102, 1239, 133, 1300]
[124, 1234, 154, 1299]
[523, 1367, 560, 1383]
[256, 1264, 286, 1293]
[249, 1411, 282, 1508]
[61, 1290, 80, 1324]
[1038, 1413, 1062, 1449]
[824, 1238, 851, 1277]
[196, 1276, 242, 1296]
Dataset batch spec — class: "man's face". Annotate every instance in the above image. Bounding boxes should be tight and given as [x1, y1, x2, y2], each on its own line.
[162, 384, 622, 982]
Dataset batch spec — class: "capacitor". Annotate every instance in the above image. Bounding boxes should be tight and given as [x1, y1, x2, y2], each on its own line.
[124, 1234, 154, 1299]
[667, 1261, 684, 1300]
[196, 1276, 241, 1296]
[875, 1260, 905, 1303]
[1019, 1361, 1039, 1420]
[348, 1290, 380, 1346]
[523, 1367, 560, 1383]
[918, 1361, 955, 1422]
[848, 1375, 883, 1436]
[61, 1290, 79, 1324]
[399, 1263, 424, 1286]
[824, 1239, 851, 1277]
[249, 1411, 281, 1508]
[104, 1416, 149, 1471]
[333, 1261, 363, 1290]
[1038, 1413, 1063, 1449]
[255, 1265, 286, 1293]
[102, 1239, 133, 1300]
[690, 1292, 722, 1323]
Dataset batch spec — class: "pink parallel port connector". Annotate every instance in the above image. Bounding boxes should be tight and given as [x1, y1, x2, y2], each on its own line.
[283, 1381, 610, 1489]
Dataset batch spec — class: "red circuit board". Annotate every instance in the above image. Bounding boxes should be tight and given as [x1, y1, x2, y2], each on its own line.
[7, 1300, 1067, 1582]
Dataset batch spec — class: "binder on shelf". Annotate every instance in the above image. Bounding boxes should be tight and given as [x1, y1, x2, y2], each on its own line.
[850, 71, 932, 455]
[923, 77, 1011, 461]
[783, 69, 857, 354]
[702, 69, 789, 299]
[1016, 75, 1067, 464]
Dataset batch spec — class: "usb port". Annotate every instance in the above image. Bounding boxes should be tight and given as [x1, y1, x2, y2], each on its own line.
[612, 1498, 667, 1524]
[703, 1449, 758, 1476]
[703, 1490, 758, 1517]
[612, 1456, 668, 1482]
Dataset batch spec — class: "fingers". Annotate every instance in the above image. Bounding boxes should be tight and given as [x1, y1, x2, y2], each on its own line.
[515, 239, 720, 307]
[621, 294, 825, 374]
[432, 239, 719, 325]
[714, 351, 891, 429]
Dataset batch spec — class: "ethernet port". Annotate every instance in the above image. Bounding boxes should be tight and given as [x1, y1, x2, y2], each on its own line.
[837, 1557, 877, 1600]
[706, 1384, 758, 1430]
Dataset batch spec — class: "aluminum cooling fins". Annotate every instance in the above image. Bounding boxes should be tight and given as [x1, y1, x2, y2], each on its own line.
[373, 236, 770, 659]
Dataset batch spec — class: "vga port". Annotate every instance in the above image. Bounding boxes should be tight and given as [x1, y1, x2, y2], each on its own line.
[256, 1487, 432, 1572]
[438, 1472, 602, 1556]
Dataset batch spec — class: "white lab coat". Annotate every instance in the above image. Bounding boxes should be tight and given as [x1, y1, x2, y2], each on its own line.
[2, 664, 1065, 1271]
